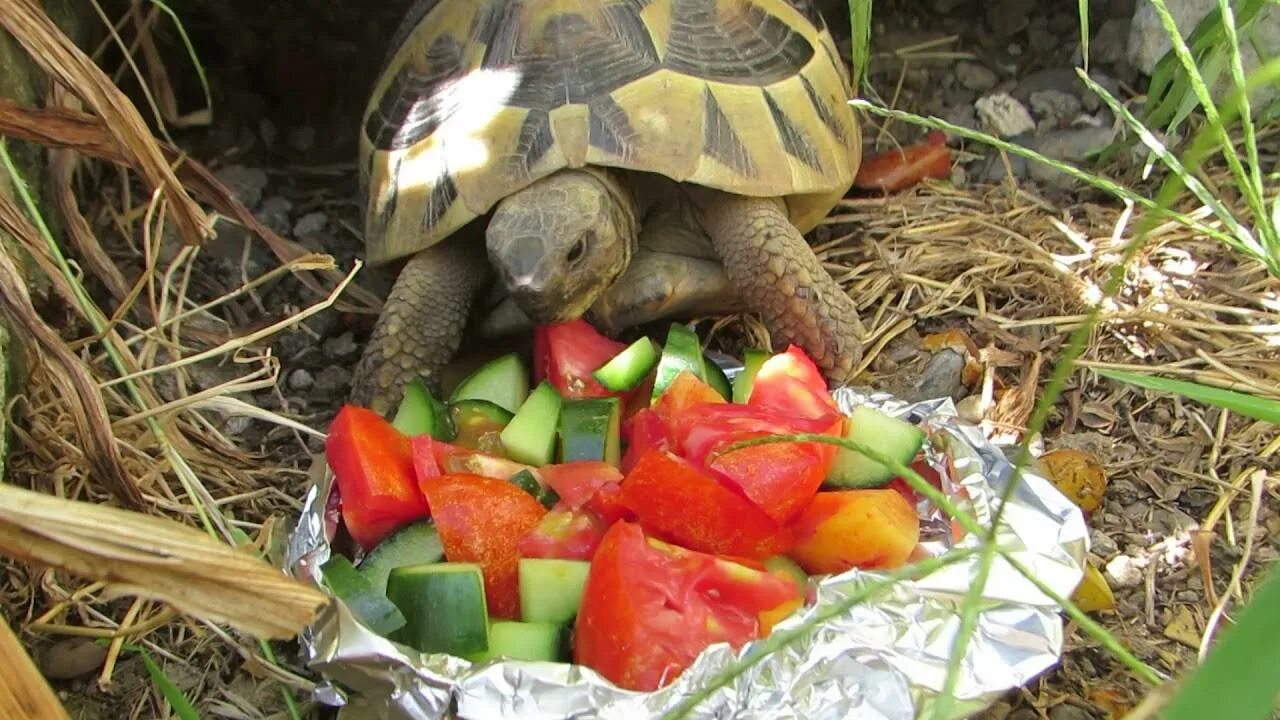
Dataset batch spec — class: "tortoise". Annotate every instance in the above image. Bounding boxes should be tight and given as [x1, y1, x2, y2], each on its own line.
[349, 0, 866, 414]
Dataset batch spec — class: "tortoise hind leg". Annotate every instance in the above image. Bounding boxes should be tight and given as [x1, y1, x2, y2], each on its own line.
[349, 235, 491, 415]
[692, 191, 865, 384]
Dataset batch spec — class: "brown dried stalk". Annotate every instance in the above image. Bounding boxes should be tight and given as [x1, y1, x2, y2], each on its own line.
[0, 618, 69, 720]
[0, 484, 329, 640]
[0, 0, 211, 247]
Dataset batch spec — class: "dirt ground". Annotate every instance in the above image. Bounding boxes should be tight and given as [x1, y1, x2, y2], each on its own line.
[4, 0, 1278, 718]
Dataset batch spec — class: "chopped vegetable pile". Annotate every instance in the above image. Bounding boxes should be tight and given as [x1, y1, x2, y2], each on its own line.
[320, 319, 942, 691]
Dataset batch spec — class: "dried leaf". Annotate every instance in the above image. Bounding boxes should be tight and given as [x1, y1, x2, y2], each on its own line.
[0, 484, 329, 640]
[920, 329, 982, 385]
[1163, 606, 1201, 649]
[1071, 562, 1117, 613]
[0, 618, 70, 720]
[1039, 448, 1110, 514]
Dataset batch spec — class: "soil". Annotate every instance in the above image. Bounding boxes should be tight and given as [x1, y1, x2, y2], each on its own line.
[8, 0, 1278, 718]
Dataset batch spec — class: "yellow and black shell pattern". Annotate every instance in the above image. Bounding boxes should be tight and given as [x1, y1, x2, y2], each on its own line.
[359, 0, 860, 266]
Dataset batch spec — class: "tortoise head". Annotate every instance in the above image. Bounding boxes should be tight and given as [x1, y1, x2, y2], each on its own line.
[485, 169, 637, 323]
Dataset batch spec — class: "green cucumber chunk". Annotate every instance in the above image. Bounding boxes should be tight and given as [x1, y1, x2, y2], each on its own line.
[704, 355, 732, 400]
[320, 554, 406, 636]
[392, 378, 454, 439]
[825, 405, 927, 489]
[449, 353, 529, 414]
[763, 555, 809, 596]
[466, 621, 564, 663]
[732, 348, 770, 403]
[651, 323, 707, 401]
[500, 381, 563, 466]
[387, 562, 489, 656]
[358, 521, 445, 595]
[558, 397, 621, 466]
[592, 337, 659, 392]
[509, 469, 560, 508]
[449, 399, 514, 454]
[518, 558, 591, 625]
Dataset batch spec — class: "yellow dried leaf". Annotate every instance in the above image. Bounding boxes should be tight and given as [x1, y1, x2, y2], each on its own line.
[1039, 448, 1109, 513]
[1163, 606, 1201, 648]
[1071, 562, 1116, 612]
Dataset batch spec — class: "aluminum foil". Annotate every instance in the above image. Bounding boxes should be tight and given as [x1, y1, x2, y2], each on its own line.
[283, 387, 1089, 720]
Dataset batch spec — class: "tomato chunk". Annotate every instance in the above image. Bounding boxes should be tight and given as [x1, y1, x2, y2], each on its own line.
[325, 405, 427, 550]
[673, 403, 840, 467]
[534, 320, 628, 399]
[653, 371, 724, 424]
[419, 473, 548, 618]
[746, 346, 841, 424]
[517, 504, 608, 560]
[787, 489, 920, 574]
[538, 461, 623, 509]
[621, 407, 670, 473]
[708, 441, 832, 525]
[854, 131, 951, 192]
[574, 522, 801, 691]
[620, 449, 791, 559]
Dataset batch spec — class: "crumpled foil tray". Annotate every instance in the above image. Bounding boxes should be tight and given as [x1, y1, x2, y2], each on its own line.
[283, 387, 1089, 720]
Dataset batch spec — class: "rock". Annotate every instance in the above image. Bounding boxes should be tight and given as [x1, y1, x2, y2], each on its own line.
[1105, 554, 1148, 587]
[258, 196, 294, 236]
[1030, 89, 1084, 129]
[1026, 125, 1121, 188]
[315, 366, 353, 395]
[223, 416, 252, 436]
[213, 165, 268, 209]
[1091, 17, 1131, 65]
[956, 61, 999, 91]
[943, 102, 980, 134]
[975, 93, 1037, 137]
[293, 211, 328, 238]
[39, 638, 109, 680]
[323, 332, 359, 362]
[288, 125, 317, 152]
[986, 0, 1035, 36]
[1049, 704, 1098, 720]
[1090, 529, 1120, 557]
[288, 368, 315, 391]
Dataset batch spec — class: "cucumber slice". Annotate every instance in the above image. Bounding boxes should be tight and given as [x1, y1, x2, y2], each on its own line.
[387, 562, 489, 656]
[732, 348, 769, 403]
[320, 554, 406, 636]
[450, 399, 514, 454]
[509, 469, 560, 508]
[825, 405, 927, 488]
[763, 555, 809, 596]
[500, 381, 563, 466]
[466, 621, 564, 663]
[592, 337, 659, 392]
[449, 353, 529, 414]
[392, 378, 454, 439]
[518, 558, 591, 624]
[704, 355, 732, 400]
[651, 323, 707, 401]
[440, 450, 532, 479]
[558, 397, 621, 466]
[358, 521, 445, 595]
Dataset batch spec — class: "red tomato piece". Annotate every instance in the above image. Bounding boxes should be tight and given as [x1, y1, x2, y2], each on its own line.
[854, 133, 952, 192]
[584, 481, 633, 525]
[419, 473, 548, 618]
[325, 405, 428, 550]
[533, 320, 628, 399]
[653, 370, 725, 424]
[429, 440, 534, 480]
[574, 522, 801, 691]
[517, 504, 608, 560]
[746, 346, 840, 424]
[619, 449, 792, 559]
[620, 407, 670, 474]
[409, 435, 441, 489]
[538, 461, 623, 510]
[673, 403, 840, 467]
[708, 440, 833, 525]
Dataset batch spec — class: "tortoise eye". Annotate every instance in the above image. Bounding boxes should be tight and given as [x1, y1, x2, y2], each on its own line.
[568, 233, 590, 266]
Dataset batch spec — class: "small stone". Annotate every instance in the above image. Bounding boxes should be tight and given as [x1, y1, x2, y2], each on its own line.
[288, 125, 316, 152]
[213, 165, 268, 209]
[942, 103, 979, 134]
[258, 196, 294, 236]
[1105, 554, 1148, 588]
[1091, 17, 1130, 65]
[1007, 42, 1023, 56]
[293, 211, 328, 238]
[224, 416, 252, 436]
[1049, 704, 1098, 720]
[956, 61, 998, 91]
[288, 368, 315, 391]
[1163, 605, 1201, 648]
[315, 366, 353, 395]
[1090, 529, 1119, 557]
[323, 332, 359, 361]
[39, 639, 109, 680]
[975, 93, 1036, 137]
[1029, 89, 1083, 129]
[955, 394, 984, 424]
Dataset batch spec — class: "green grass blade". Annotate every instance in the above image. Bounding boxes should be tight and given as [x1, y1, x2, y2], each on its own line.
[148, 0, 213, 117]
[1159, 562, 1280, 720]
[1077, 0, 1090, 72]
[133, 647, 202, 720]
[1093, 369, 1280, 424]
[848, 0, 873, 92]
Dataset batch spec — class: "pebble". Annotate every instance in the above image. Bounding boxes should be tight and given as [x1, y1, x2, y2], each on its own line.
[293, 211, 329, 238]
[323, 332, 360, 362]
[315, 366, 353, 395]
[1090, 529, 1119, 558]
[213, 165, 268, 209]
[956, 61, 998, 91]
[1105, 554, 1148, 588]
[1090, 17, 1130, 65]
[1049, 704, 1098, 720]
[975, 93, 1036, 137]
[258, 196, 294, 236]
[39, 638, 108, 680]
[1029, 89, 1083, 129]
[224, 416, 252, 436]
[288, 368, 316, 391]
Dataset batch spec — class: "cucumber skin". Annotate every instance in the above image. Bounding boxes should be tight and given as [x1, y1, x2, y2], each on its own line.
[387, 563, 489, 656]
[593, 337, 659, 392]
[732, 349, 769, 404]
[500, 381, 563, 467]
[558, 397, 621, 466]
[824, 406, 927, 489]
[466, 621, 565, 663]
[509, 469, 561, 509]
[320, 555, 407, 637]
[358, 521, 445, 595]
[518, 558, 591, 625]
[651, 323, 707, 401]
[704, 356, 733, 400]
[392, 379, 454, 439]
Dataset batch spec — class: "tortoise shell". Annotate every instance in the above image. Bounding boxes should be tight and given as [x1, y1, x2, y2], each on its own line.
[359, 0, 860, 266]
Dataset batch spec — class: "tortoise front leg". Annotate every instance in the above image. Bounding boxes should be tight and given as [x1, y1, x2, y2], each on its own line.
[349, 236, 491, 415]
[692, 191, 865, 384]
[587, 249, 742, 335]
